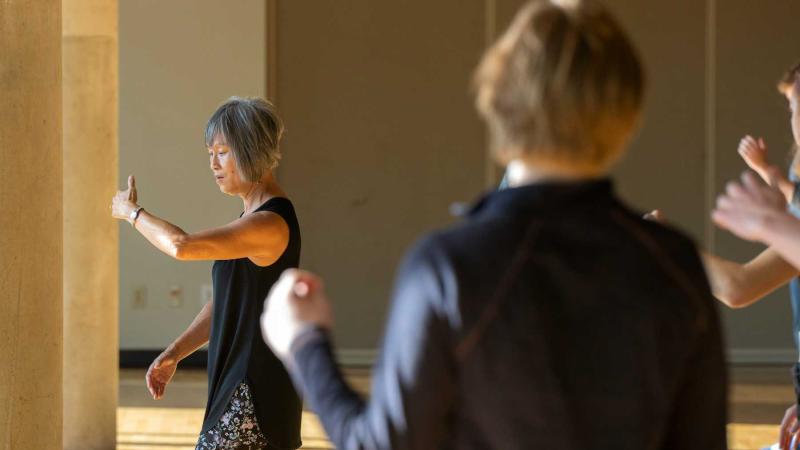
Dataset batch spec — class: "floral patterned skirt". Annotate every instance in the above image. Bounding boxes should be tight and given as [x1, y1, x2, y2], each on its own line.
[196, 382, 270, 450]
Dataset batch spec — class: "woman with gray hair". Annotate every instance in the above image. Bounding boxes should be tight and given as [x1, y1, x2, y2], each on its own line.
[111, 97, 302, 449]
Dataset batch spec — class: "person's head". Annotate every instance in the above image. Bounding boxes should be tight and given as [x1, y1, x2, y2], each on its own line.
[474, 0, 645, 178]
[778, 62, 800, 148]
[205, 97, 284, 195]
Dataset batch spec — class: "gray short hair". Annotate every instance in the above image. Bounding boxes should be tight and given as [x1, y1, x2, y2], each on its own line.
[205, 97, 284, 182]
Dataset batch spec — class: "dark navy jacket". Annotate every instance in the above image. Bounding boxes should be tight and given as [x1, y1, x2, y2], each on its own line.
[286, 179, 728, 450]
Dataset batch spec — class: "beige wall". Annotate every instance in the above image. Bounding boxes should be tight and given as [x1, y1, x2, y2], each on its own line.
[713, 0, 800, 359]
[274, 0, 488, 352]
[119, 0, 800, 363]
[119, 0, 265, 348]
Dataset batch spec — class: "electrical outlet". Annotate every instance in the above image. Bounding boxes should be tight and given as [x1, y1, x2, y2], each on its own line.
[132, 286, 147, 310]
[201, 284, 213, 306]
[168, 285, 183, 308]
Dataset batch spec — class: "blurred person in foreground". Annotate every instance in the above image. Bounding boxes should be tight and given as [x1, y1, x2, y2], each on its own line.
[261, 1, 727, 448]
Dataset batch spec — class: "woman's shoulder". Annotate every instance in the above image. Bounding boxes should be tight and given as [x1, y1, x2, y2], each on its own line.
[255, 196, 295, 217]
[252, 197, 299, 241]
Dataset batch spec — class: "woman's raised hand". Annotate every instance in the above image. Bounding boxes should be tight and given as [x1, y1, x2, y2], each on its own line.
[738, 135, 771, 180]
[111, 175, 139, 223]
[712, 170, 787, 242]
[145, 352, 177, 400]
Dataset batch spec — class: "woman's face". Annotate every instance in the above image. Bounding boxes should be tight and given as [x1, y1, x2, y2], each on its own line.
[208, 136, 244, 195]
[787, 86, 800, 146]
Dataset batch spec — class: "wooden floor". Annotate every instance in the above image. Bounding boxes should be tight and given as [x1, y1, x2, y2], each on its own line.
[118, 368, 371, 450]
[118, 365, 792, 450]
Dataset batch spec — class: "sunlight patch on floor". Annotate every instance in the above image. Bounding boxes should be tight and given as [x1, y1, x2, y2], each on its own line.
[117, 406, 780, 450]
[117, 407, 333, 450]
[728, 423, 779, 450]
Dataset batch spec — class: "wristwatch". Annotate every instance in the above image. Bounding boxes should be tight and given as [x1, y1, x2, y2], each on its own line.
[129, 206, 144, 227]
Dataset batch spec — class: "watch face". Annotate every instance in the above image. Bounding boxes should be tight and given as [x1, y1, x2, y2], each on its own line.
[130, 207, 143, 224]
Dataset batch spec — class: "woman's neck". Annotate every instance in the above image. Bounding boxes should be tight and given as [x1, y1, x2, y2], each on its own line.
[505, 158, 605, 187]
[240, 172, 281, 215]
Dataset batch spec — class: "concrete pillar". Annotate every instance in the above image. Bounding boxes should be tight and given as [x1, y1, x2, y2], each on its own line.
[62, 0, 119, 448]
[0, 2, 64, 449]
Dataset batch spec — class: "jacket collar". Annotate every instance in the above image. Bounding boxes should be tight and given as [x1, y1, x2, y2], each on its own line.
[468, 178, 615, 219]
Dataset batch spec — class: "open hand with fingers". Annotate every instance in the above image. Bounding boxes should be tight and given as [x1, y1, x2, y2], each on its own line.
[145, 352, 177, 400]
[112, 175, 140, 224]
[260, 269, 334, 359]
[712, 170, 788, 242]
[738, 135, 773, 181]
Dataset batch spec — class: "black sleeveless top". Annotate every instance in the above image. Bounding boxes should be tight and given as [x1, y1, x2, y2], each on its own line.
[202, 197, 303, 449]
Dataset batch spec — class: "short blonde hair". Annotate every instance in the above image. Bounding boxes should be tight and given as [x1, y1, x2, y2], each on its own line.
[474, 0, 645, 170]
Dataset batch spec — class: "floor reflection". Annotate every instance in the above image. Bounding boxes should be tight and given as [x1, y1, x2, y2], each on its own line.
[117, 366, 788, 450]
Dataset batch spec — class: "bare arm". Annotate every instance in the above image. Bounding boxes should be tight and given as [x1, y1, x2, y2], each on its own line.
[701, 247, 797, 308]
[163, 300, 213, 363]
[759, 214, 800, 271]
[773, 173, 794, 204]
[738, 135, 795, 203]
[146, 300, 213, 400]
[132, 208, 289, 264]
[751, 167, 794, 204]
[112, 175, 289, 265]
[645, 209, 797, 308]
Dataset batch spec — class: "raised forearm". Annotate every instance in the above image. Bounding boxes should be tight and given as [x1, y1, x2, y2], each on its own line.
[163, 300, 213, 363]
[761, 215, 800, 270]
[775, 174, 795, 204]
[132, 209, 189, 259]
[750, 163, 793, 203]
[701, 252, 744, 307]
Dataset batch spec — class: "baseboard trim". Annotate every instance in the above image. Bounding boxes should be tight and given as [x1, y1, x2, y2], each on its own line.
[120, 348, 379, 369]
[335, 348, 800, 366]
[336, 348, 378, 367]
[727, 348, 797, 365]
[122, 348, 791, 368]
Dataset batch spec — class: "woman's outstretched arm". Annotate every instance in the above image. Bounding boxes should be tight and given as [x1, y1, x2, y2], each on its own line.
[701, 248, 797, 308]
[644, 209, 797, 308]
[112, 175, 288, 264]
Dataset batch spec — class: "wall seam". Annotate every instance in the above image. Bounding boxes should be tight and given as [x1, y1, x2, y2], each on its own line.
[705, 0, 717, 251]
